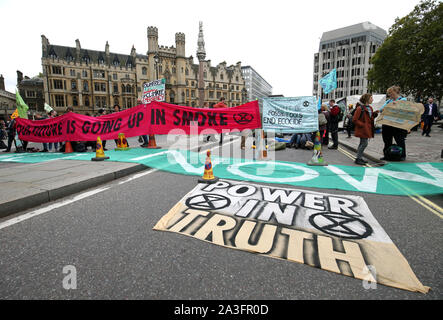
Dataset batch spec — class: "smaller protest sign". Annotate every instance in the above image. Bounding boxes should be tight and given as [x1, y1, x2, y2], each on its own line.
[376, 101, 424, 131]
[142, 79, 166, 104]
[262, 97, 318, 133]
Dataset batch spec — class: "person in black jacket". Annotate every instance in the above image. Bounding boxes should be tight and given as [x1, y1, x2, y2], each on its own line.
[327, 100, 341, 149]
[422, 97, 439, 137]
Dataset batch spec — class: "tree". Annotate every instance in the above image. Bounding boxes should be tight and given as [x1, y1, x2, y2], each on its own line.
[368, 0, 443, 102]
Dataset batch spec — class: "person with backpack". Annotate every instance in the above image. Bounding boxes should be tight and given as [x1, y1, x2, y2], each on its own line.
[327, 99, 341, 149]
[344, 104, 355, 138]
[352, 94, 379, 165]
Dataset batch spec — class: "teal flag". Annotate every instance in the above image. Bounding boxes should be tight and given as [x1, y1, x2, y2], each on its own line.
[319, 69, 337, 94]
[16, 90, 29, 119]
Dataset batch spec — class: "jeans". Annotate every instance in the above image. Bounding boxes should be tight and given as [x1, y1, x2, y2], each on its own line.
[43, 142, 59, 151]
[356, 138, 368, 160]
[330, 129, 338, 147]
[141, 135, 148, 145]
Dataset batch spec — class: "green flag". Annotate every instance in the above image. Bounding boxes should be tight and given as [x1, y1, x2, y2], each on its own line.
[16, 89, 29, 119]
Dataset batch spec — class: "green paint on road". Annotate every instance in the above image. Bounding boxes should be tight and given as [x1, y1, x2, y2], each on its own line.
[1, 149, 442, 196]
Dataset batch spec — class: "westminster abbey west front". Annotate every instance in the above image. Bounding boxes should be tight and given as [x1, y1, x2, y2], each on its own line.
[41, 24, 247, 114]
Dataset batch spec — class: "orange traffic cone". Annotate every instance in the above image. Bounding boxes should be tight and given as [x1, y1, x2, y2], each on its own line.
[198, 150, 219, 184]
[64, 141, 74, 154]
[115, 133, 130, 151]
[92, 136, 110, 161]
[147, 134, 161, 149]
[259, 130, 268, 160]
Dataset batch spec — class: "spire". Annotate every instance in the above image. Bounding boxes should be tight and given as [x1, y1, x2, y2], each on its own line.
[197, 21, 206, 61]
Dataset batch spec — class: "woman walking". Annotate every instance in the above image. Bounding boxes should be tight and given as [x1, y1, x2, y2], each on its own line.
[352, 93, 379, 165]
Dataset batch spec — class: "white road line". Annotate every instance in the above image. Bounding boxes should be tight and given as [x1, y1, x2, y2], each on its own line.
[0, 187, 110, 230]
[117, 168, 158, 184]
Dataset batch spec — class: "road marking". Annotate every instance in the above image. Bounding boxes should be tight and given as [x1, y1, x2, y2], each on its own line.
[337, 145, 443, 219]
[0, 187, 110, 230]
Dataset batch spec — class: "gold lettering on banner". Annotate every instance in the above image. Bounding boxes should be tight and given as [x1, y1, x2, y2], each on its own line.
[234, 221, 277, 254]
[281, 228, 314, 264]
[317, 236, 373, 280]
[193, 214, 236, 246]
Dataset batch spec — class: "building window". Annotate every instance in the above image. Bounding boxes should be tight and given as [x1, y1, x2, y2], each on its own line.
[209, 91, 214, 98]
[72, 95, 78, 106]
[55, 95, 64, 107]
[217, 91, 221, 99]
[93, 70, 105, 78]
[191, 90, 195, 98]
[82, 70, 88, 78]
[84, 96, 90, 106]
[71, 80, 77, 90]
[113, 84, 118, 93]
[83, 81, 89, 92]
[52, 66, 62, 75]
[94, 82, 106, 92]
[186, 90, 189, 97]
[26, 91, 36, 98]
[113, 73, 117, 80]
[220, 74, 224, 80]
[53, 79, 63, 89]
[95, 96, 107, 108]
[142, 67, 147, 75]
[185, 68, 189, 76]
[70, 69, 76, 77]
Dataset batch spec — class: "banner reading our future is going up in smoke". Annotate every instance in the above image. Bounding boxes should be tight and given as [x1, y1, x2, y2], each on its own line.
[15, 101, 261, 143]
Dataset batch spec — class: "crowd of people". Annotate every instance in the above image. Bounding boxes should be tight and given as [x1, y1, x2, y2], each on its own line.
[0, 88, 440, 165]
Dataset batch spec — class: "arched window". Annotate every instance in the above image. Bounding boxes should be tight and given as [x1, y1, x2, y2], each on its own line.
[142, 67, 147, 75]
[185, 68, 189, 76]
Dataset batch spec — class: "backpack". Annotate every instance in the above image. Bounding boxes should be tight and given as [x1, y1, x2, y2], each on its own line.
[385, 145, 403, 161]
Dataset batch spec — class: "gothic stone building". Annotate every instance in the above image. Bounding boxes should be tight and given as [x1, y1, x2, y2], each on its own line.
[41, 26, 247, 114]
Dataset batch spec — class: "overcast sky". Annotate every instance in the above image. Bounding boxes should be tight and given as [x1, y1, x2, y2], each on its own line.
[0, 0, 420, 97]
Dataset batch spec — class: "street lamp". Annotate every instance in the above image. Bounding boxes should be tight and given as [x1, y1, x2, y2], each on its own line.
[153, 53, 159, 80]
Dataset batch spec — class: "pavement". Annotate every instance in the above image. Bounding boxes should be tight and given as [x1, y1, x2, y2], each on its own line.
[338, 121, 443, 163]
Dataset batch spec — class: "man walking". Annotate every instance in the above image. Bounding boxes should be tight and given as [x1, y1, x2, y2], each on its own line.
[422, 97, 438, 137]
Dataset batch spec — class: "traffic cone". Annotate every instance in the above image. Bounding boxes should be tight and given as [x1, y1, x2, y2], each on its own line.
[259, 130, 268, 160]
[92, 136, 110, 161]
[115, 133, 130, 151]
[307, 131, 328, 166]
[64, 141, 74, 154]
[147, 134, 161, 149]
[198, 150, 219, 184]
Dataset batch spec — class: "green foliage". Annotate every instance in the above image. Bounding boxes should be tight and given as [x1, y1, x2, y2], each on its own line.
[368, 0, 443, 101]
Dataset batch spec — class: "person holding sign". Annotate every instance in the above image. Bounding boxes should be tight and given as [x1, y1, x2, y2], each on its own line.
[352, 94, 379, 165]
[379, 86, 407, 161]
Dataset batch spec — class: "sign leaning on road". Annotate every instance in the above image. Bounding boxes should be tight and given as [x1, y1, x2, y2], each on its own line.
[262, 97, 318, 133]
[376, 100, 425, 131]
[142, 79, 166, 104]
[154, 180, 430, 293]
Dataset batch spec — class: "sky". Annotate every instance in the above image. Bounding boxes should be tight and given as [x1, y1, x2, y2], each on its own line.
[0, 0, 420, 97]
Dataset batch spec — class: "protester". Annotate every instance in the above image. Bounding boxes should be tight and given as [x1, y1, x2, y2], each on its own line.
[66, 106, 74, 113]
[422, 97, 439, 137]
[213, 97, 228, 145]
[344, 104, 355, 138]
[379, 86, 407, 161]
[45, 110, 59, 152]
[352, 94, 379, 165]
[320, 104, 330, 145]
[289, 132, 314, 149]
[0, 120, 7, 150]
[3, 118, 18, 152]
[136, 99, 149, 147]
[96, 108, 109, 150]
[327, 100, 340, 149]
[318, 108, 328, 144]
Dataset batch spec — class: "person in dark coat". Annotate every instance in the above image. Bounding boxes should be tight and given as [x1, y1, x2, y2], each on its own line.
[327, 99, 340, 149]
[352, 93, 379, 165]
[422, 97, 439, 137]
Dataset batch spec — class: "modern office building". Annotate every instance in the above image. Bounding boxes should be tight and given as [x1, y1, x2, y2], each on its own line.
[313, 22, 387, 100]
[241, 66, 272, 101]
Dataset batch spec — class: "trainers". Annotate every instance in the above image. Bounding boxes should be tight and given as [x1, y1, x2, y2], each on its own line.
[328, 146, 338, 149]
[40, 149, 49, 152]
[354, 158, 366, 165]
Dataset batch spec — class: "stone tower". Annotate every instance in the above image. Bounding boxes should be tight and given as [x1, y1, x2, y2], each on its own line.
[147, 27, 159, 80]
[197, 22, 206, 107]
[175, 32, 186, 102]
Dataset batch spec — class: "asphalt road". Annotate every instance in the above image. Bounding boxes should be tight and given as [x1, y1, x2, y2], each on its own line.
[0, 134, 441, 299]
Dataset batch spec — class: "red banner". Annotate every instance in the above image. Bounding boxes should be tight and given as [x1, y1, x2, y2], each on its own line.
[15, 101, 261, 142]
